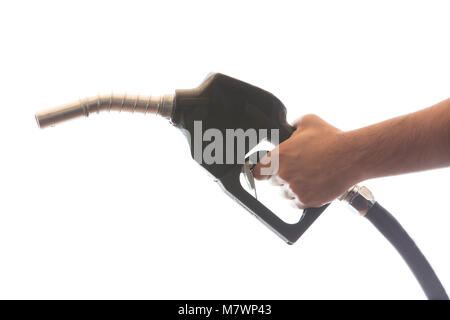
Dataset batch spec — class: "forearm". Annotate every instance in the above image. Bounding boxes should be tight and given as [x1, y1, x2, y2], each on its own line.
[254, 98, 450, 207]
[346, 98, 450, 182]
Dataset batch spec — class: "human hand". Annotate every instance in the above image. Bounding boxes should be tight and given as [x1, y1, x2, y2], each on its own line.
[253, 114, 360, 208]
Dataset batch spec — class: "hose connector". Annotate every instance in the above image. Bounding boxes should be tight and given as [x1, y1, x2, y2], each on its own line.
[339, 185, 375, 216]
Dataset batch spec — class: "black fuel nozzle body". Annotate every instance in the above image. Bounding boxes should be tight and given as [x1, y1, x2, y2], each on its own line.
[34, 72, 328, 244]
[171, 73, 328, 244]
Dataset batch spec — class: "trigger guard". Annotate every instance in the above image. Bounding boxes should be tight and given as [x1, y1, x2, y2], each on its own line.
[218, 164, 329, 244]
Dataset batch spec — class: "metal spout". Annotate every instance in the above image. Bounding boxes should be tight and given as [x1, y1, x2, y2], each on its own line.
[35, 94, 174, 128]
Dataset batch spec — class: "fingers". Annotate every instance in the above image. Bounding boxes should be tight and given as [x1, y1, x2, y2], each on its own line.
[291, 199, 306, 210]
[275, 179, 306, 209]
[283, 185, 306, 209]
[281, 184, 296, 200]
[254, 164, 306, 209]
[253, 152, 305, 209]
[270, 175, 285, 186]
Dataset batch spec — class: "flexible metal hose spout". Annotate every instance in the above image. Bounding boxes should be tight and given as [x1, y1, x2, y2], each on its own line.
[35, 94, 174, 128]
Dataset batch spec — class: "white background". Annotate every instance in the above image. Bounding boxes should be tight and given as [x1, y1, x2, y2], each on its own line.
[0, 0, 449, 299]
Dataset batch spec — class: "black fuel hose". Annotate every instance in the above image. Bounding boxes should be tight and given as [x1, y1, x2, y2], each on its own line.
[365, 202, 449, 300]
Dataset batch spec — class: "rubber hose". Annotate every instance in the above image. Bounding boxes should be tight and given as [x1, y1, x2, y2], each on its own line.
[365, 202, 448, 300]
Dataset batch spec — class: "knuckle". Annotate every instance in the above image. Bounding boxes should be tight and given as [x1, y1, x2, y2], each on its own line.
[291, 185, 304, 197]
[292, 187, 314, 207]
[297, 194, 309, 206]
[298, 114, 320, 127]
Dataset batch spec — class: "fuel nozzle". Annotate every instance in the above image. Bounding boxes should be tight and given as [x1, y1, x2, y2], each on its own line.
[35, 94, 174, 128]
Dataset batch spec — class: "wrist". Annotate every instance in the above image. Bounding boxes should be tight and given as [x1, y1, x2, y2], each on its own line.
[339, 130, 374, 184]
